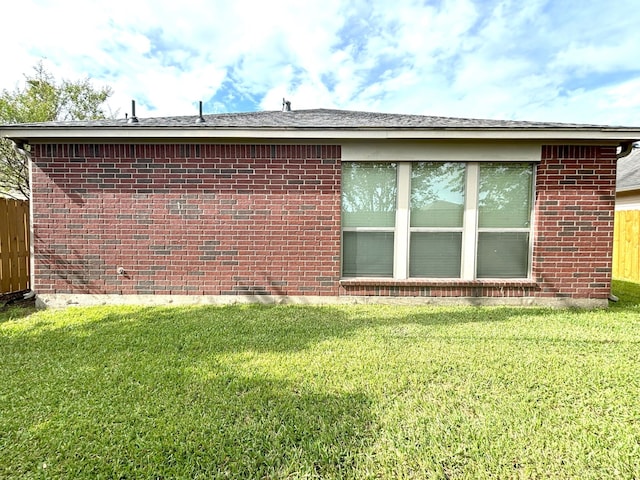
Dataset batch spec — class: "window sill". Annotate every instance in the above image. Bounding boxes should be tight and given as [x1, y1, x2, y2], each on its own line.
[339, 278, 538, 288]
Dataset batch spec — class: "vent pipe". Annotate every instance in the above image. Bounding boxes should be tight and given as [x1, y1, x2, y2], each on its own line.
[282, 98, 291, 111]
[196, 101, 206, 123]
[127, 100, 139, 124]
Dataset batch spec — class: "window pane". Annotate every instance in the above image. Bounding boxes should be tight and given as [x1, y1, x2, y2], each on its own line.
[342, 162, 397, 227]
[411, 162, 465, 227]
[477, 232, 529, 278]
[410, 232, 462, 278]
[479, 164, 533, 228]
[342, 232, 394, 277]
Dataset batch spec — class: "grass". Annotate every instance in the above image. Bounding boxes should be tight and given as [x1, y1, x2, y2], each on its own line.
[1, 282, 639, 479]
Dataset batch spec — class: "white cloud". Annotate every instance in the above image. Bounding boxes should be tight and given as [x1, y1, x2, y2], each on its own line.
[1, 0, 640, 125]
[552, 39, 640, 76]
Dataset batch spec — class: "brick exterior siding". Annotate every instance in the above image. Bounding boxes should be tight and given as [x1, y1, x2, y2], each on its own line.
[31, 144, 342, 296]
[533, 145, 618, 299]
[30, 142, 618, 301]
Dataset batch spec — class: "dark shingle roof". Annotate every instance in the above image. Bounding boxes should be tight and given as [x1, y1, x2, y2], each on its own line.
[617, 148, 640, 192]
[1, 108, 625, 130]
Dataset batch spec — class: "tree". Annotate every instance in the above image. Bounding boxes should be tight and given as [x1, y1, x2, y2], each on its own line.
[0, 62, 113, 198]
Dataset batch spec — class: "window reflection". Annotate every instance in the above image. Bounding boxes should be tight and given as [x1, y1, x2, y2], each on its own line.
[342, 162, 397, 228]
[411, 162, 465, 227]
[479, 164, 533, 228]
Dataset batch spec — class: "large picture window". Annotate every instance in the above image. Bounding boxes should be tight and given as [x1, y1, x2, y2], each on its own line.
[341, 161, 534, 279]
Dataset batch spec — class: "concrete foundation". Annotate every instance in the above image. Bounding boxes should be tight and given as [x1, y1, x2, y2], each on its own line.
[36, 293, 609, 309]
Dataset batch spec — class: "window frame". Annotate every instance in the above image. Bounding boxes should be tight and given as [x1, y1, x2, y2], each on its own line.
[341, 161, 536, 280]
[475, 162, 535, 279]
[341, 162, 398, 278]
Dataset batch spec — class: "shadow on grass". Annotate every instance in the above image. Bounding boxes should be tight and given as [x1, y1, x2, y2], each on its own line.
[611, 278, 640, 309]
[2, 368, 375, 478]
[1, 306, 381, 477]
[3, 280, 640, 476]
[0, 303, 541, 477]
[1, 303, 567, 355]
[0, 304, 37, 323]
[4, 277, 639, 333]
[152, 374, 375, 479]
[5, 283, 639, 353]
[4, 276, 640, 355]
[0, 291, 36, 320]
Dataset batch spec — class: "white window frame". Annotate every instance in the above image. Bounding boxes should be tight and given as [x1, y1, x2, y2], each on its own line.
[342, 161, 535, 280]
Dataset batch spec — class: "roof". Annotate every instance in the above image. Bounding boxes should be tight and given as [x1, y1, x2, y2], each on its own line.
[617, 148, 640, 192]
[1, 108, 623, 129]
[1, 108, 640, 142]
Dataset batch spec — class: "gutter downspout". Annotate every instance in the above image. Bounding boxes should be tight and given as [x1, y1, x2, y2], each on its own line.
[27, 146, 34, 303]
[610, 141, 637, 303]
[617, 141, 635, 159]
[13, 141, 35, 303]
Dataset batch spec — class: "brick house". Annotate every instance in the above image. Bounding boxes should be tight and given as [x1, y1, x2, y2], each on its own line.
[2, 109, 639, 307]
[616, 147, 640, 210]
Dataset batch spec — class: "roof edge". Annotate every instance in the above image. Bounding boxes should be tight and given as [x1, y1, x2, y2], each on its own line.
[2, 126, 639, 143]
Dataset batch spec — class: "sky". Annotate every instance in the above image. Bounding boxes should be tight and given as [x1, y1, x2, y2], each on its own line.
[2, 0, 640, 126]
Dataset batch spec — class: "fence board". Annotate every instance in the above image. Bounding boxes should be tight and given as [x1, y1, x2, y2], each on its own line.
[0, 198, 30, 294]
[613, 210, 640, 283]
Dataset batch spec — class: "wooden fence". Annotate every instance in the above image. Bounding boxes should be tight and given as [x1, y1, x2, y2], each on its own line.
[613, 210, 640, 283]
[0, 198, 30, 294]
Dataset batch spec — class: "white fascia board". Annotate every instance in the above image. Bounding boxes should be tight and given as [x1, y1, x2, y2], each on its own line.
[2, 127, 640, 142]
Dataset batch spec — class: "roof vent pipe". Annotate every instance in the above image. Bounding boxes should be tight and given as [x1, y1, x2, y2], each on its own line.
[282, 98, 291, 112]
[196, 101, 206, 123]
[128, 100, 139, 124]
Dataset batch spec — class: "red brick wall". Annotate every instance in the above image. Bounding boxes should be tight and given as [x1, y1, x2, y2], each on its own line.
[30, 142, 618, 301]
[533, 145, 618, 300]
[31, 144, 341, 296]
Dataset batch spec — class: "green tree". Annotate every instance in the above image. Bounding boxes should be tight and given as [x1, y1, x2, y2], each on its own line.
[0, 62, 113, 198]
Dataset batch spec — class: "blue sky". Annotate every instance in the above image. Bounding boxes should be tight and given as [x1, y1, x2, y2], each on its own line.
[2, 0, 640, 125]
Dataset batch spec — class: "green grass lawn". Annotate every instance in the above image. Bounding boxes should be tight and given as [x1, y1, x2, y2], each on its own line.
[1, 282, 640, 479]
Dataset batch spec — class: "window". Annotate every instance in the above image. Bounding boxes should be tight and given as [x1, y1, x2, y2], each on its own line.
[477, 163, 533, 278]
[341, 161, 534, 279]
[341, 162, 397, 277]
[410, 162, 465, 277]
